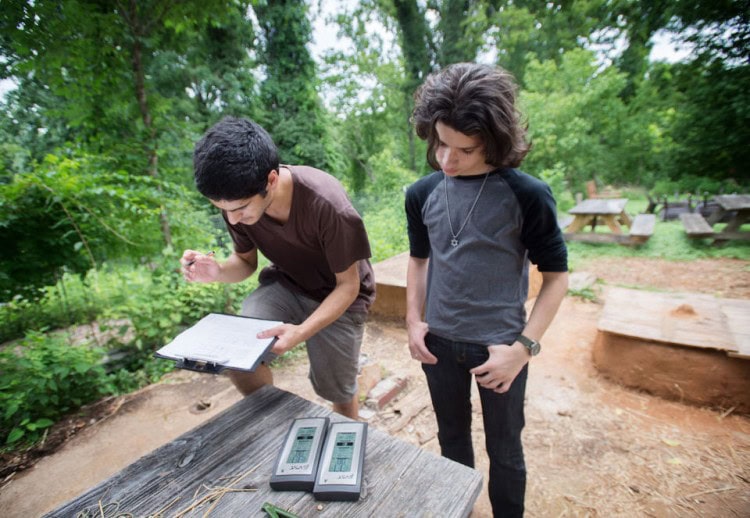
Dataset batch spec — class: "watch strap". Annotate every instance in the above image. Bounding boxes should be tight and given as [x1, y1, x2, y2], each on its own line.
[516, 334, 541, 356]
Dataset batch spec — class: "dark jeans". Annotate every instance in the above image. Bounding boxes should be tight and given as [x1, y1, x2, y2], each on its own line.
[422, 333, 528, 518]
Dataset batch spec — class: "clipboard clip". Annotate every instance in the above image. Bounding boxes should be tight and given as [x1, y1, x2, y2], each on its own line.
[175, 356, 228, 374]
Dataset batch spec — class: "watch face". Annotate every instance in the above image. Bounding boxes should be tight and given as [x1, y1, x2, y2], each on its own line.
[530, 341, 541, 355]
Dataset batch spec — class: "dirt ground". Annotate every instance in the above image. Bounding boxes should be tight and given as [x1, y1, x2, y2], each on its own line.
[1, 257, 749, 517]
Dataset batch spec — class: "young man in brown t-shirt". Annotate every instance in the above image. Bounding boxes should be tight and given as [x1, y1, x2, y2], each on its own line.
[181, 116, 375, 419]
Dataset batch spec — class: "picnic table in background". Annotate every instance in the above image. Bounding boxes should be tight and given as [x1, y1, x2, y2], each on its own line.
[560, 198, 655, 245]
[680, 194, 750, 243]
[44, 385, 482, 518]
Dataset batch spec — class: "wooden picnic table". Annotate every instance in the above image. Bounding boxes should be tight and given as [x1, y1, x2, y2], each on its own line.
[681, 194, 750, 242]
[561, 198, 655, 245]
[44, 385, 482, 518]
[566, 198, 632, 234]
[709, 194, 750, 240]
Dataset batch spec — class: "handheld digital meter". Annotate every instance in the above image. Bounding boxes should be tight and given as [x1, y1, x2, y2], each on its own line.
[313, 421, 367, 501]
[270, 417, 329, 491]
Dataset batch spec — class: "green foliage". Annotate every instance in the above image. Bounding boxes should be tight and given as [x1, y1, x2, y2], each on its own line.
[255, 0, 336, 170]
[107, 252, 252, 352]
[538, 163, 576, 213]
[0, 152, 210, 299]
[363, 199, 411, 263]
[484, 1, 606, 84]
[0, 250, 255, 451]
[567, 286, 598, 302]
[0, 267, 136, 345]
[650, 176, 729, 198]
[522, 49, 630, 190]
[354, 149, 417, 262]
[321, 29, 426, 188]
[0, 331, 110, 447]
[663, 60, 750, 187]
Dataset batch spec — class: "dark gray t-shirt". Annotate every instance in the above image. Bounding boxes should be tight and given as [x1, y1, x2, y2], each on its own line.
[405, 168, 567, 344]
[224, 165, 375, 313]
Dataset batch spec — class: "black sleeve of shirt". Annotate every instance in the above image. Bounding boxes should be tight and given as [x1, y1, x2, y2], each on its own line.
[405, 172, 442, 259]
[504, 170, 568, 272]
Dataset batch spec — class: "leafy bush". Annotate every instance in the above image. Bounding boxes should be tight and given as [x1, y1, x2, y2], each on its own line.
[539, 163, 575, 213]
[521, 49, 631, 189]
[650, 175, 738, 198]
[0, 152, 216, 300]
[0, 266, 148, 344]
[0, 331, 110, 447]
[0, 250, 255, 450]
[359, 194, 410, 263]
[109, 250, 253, 352]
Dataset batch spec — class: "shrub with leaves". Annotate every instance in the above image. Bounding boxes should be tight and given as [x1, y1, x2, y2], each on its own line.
[113, 250, 253, 352]
[0, 331, 110, 447]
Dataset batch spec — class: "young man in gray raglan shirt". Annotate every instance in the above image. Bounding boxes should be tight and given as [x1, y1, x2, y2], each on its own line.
[405, 63, 569, 517]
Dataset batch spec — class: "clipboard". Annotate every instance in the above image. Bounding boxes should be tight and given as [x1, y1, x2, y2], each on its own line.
[154, 313, 283, 374]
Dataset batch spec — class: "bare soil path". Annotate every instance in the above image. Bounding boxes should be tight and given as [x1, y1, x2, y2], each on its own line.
[1, 258, 748, 517]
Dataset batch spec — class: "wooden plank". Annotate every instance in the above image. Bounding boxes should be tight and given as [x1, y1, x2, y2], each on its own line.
[372, 250, 409, 288]
[713, 230, 750, 241]
[386, 386, 433, 434]
[679, 213, 714, 237]
[724, 299, 750, 360]
[629, 214, 655, 237]
[563, 232, 630, 244]
[714, 194, 750, 211]
[558, 214, 574, 229]
[625, 213, 656, 245]
[569, 198, 628, 215]
[564, 214, 594, 233]
[597, 287, 739, 352]
[45, 386, 482, 518]
[600, 214, 626, 234]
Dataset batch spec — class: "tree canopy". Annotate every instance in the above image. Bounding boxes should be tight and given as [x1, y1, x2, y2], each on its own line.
[0, 0, 748, 298]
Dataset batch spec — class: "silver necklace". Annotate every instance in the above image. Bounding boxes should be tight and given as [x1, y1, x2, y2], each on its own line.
[444, 171, 490, 247]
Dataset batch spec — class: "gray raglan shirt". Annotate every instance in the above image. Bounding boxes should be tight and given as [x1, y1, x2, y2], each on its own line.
[405, 168, 568, 345]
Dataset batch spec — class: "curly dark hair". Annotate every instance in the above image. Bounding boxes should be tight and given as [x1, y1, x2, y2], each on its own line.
[411, 63, 531, 170]
[193, 116, 280, 201]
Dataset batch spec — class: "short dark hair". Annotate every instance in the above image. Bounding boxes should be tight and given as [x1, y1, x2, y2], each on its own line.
[411, 63, 530, 170]
[193, 116, 280, 201]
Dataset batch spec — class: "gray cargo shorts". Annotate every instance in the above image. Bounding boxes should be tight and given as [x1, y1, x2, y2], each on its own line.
[241, 281, 366, 404]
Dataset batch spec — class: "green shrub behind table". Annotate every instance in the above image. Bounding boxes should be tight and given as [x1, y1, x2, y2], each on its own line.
[0, 257, 254, 450]
[0, 331, 111, 447]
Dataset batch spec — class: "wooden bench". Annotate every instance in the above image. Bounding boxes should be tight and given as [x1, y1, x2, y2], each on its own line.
[627, 213, 656, 244]
[680, 212, 715, 238]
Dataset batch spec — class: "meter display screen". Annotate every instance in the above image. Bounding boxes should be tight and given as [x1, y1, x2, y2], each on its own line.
[329, 432, 356, 472]
[286, 426, 317, 464]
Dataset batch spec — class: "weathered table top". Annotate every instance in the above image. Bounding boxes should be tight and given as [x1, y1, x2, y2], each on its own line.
[568, 198, 628, 215]
[714, 194, 750, 211]
[44, 385, 482, 518]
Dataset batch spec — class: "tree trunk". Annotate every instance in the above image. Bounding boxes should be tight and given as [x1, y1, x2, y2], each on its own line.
[125, 0, 173, 247]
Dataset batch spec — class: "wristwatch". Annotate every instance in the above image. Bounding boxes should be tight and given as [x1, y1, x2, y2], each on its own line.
[516, 334, 541, 356]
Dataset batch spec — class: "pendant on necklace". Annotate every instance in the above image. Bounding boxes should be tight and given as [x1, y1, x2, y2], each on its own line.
[451, 238, 459, 247]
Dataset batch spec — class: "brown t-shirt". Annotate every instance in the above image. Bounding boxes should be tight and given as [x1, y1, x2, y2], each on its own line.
[223, 165, 375, 313]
